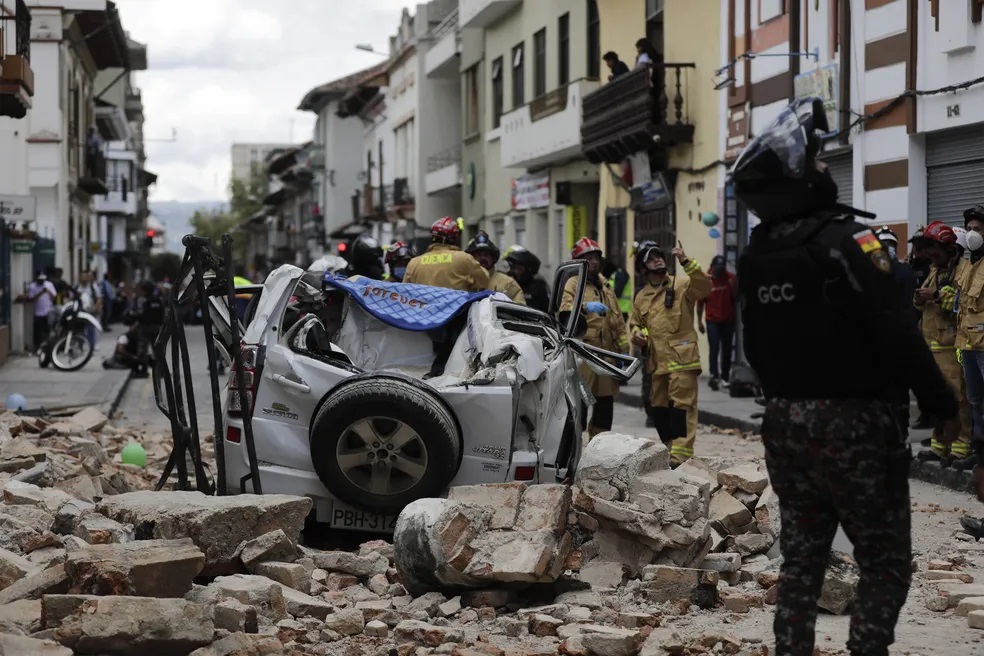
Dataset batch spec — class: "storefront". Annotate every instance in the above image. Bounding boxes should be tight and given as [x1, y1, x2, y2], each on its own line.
[927, 124, 984, 227]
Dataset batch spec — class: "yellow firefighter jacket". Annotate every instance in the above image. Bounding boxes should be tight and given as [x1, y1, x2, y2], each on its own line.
[957, 256, 984, 352]
[488, 271, 526, 304]
[916, 258, 967, 351]
[629, 259, 711, 376]
[561, 274, 628, 398]
[404, 243, 489, 292]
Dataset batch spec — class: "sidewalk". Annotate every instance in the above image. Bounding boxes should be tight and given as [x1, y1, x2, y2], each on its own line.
[0, 329, 131, 416]
[617, 371, 975, 495]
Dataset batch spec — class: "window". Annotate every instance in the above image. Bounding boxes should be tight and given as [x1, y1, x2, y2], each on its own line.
[533, 28, 547, 97]
[513, 215, 527, 247]
[759, 0, 785, 23]
[558, 13, 570, 86]
[465, 65, 480, 136]
[512, 42, 525, 108]
[492, 57, 504, 129]
[492, 219, 506, 248]
[587, 0, 600, 79]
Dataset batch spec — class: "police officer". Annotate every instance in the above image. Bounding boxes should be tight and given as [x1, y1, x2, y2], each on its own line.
[345, 234, 385, 280]
[911, 221, 974, 467]
[504, 245, 550, 312]
[604, 260, 632, 321]
[384, 241, 415, 282]
[732, 97, 959, 656]
[628, 241, 710, 464]
[560, 237, 628, 439]
[465, 231, 525, 304]
[405, 217, 489, 292]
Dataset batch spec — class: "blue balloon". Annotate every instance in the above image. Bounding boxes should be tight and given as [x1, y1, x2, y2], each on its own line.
[5, 393, 26, 412]
[708, 228, 721, 239]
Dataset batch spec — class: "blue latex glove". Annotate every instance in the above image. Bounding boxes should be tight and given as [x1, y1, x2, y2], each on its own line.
[585, 301, 607, 315]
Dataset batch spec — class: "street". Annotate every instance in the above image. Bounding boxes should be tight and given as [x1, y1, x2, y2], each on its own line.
[114, 326, 222, 438]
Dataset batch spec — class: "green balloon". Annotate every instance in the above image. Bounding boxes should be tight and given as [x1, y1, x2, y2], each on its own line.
[121, 442, 146, 468]
[702, 212, 720, 227]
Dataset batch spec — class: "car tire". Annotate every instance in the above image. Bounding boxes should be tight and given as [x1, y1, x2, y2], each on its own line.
[310, 376, 461, 516]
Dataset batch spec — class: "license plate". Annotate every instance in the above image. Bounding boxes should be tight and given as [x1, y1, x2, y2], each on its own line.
[328, 500, 398, 533]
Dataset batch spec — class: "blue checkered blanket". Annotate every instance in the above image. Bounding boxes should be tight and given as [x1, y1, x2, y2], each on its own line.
[324, 274, 495, 332]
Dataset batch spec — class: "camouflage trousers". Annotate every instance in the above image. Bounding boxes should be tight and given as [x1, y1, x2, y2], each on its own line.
[762, 398, 912, 656]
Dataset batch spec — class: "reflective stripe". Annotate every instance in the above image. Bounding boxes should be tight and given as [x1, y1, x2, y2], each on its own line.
[952, 442, 972, 457]
[667, 361, 701, 372]
[670, 446, 694, 457]
[683, 259, 701, 275]
[929, 341, 954, 351]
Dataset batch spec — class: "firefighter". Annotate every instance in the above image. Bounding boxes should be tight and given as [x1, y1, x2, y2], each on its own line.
[629, 241, 710, 465]
[733, 96, 958, 656]
[958, 205, 984, 477]
[630, 240, 659, 428]
[384, 241, 415, 282]
[345, 234, 385, 280]
[404, 217, 489, 292]
[465, 231, 525, 304]
[559, 237, 628, 438]
[405, 217, 490, 378]
[504, 245, 551, 312]
[911, 221, 974, 467]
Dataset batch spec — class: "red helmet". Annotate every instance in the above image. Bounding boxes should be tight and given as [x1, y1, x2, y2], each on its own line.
[571, 237, 602, 259]
[431, 216, 462, 244]
[921, 220, 957, 246]
[385, 241, 415, 264]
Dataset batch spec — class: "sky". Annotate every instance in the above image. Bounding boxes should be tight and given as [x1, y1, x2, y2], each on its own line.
[115, 0, 405, 203]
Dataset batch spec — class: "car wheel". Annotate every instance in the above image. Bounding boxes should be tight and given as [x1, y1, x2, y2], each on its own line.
[309, 377, 461, 515]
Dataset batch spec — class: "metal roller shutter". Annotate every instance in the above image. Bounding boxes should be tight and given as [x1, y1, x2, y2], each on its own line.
[819, 148, 853, 205]
[927, 125, 984, 227]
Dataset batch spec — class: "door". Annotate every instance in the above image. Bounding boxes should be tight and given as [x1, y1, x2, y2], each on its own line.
[605, 208, 627, 273]
[927, 125, 984, 227]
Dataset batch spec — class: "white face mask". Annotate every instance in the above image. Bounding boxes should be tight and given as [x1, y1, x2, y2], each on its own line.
[967, 230, 984, 252]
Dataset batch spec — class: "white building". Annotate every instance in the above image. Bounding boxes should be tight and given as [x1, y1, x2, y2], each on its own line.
[26, 0, 130, 284]
[231, 143, 294, 185]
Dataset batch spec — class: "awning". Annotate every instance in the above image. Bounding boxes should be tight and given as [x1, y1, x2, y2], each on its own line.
[263, 188, 286, 207]
[299, 60, 390, 113]
[268, 142, 312, 177]
[75, 1, 130, 70]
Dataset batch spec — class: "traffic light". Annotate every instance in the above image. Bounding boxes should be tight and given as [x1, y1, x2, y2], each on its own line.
[144, 230, 155, 250]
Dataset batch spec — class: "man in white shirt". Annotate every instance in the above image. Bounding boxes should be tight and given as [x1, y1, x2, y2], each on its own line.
[24, 272, 56, 350]
[76, 270, 102, 350]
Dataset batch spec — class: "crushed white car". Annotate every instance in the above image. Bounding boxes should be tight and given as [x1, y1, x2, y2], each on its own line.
[167, 260, 639, 532]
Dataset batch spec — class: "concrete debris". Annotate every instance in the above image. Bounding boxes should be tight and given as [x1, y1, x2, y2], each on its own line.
[237, 530, 300, 572]
[307, 549, 388, 578]
[717, 464, 769, 495]
[0, 547, 34, 591]
[213, 598, 259, 633]
[95, 491, 312, 576]
[753, 486, 781, 541]
[818, 551, 859, 615]
[188, 633, 284, 656]
[641, 565, 719, 609]
[969, 610, 984, 630]
[64, 538, 205, 597]
[0, 633, 72, 655]
[72, 515, 134, 545]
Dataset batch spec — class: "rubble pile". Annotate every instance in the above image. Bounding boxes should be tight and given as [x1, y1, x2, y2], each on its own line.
[1, 414, 976, 655]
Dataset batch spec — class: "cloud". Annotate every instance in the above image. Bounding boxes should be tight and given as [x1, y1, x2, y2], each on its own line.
[115, 0, 405, 202]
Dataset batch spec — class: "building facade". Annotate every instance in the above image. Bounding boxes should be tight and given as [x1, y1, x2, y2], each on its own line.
[231, 143, 294, 185]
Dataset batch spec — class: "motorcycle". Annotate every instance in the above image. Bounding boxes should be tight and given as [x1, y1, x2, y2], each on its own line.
[38, 299, 102, 371]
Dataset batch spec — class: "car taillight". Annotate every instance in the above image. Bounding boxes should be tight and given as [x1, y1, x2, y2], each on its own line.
[514, 466, 535, 481]
[228, 342, 259, 417]
[226, 426, 241, 444]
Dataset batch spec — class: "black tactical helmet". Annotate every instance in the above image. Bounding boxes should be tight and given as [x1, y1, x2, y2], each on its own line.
[729, 97, 837, 222]
[504, 245, 541, 278]
[350, 234, 384, 274]
[465, 231, 500, 264]
[634, 240, 660, 273]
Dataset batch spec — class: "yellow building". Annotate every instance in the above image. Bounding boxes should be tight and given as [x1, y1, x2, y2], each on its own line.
[586, 0, 722, 369]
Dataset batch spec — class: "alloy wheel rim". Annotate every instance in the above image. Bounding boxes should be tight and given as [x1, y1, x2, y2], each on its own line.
[336, 417, 428, 496]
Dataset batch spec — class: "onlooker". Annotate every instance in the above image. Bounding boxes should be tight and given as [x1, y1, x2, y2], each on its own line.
[697, 255, 738, 391]
[23, 271, 56, 351]
[75, 270, 102, 350]
[635, 38, 658, 69]
[102, 318, 150, 378]
[100, 273, 115, 330]
[603, 51, 630, 80]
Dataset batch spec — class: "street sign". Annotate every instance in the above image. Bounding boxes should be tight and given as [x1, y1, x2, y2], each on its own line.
[11, 240, 34, 254]
[0, 195, 36, 222]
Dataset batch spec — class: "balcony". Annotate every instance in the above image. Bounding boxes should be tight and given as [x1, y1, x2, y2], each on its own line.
[581, 64, 696, 165]
[94, 175, 137, 216]
[125, 89, 143, 121]
[78, 151, 108, 196]
[500, 78, 600, 170]
[425, 146, 462, 195]
[95, 102, 130, 141]
[459, 0, 521, 28]
[425, 10, 460, 79]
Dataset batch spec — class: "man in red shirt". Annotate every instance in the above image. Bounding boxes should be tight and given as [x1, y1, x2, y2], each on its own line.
[697, 255, 738, 391]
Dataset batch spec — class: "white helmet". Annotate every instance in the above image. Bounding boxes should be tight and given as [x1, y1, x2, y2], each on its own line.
[307, 254, 349, 274]
[953, 226, 968, 251]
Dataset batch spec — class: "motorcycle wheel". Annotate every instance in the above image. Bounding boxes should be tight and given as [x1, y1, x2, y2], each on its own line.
[50, 332, 94, 372]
